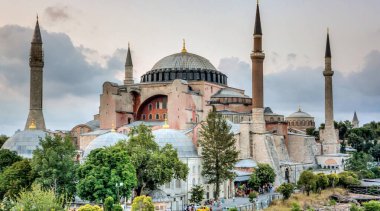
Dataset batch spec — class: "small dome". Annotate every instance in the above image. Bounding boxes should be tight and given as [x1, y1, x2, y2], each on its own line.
[235, 159, 258, 168]
[1, 130, 47, 158]
[288, 108, 313, 118]
[152, 129, 198, 158]
[83, 132, 128, 158]
[148, 189, 170, 202]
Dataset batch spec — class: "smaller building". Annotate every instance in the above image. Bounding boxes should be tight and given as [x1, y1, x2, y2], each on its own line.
[286, 107, 315, 131]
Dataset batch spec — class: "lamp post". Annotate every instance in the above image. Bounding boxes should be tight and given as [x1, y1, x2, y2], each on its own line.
[116, 182, 124, 203]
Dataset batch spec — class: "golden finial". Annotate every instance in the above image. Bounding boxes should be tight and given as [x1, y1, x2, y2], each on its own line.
[181, 39, 187, 53]
[111, 123, 116, 132]
[29, 119, 36, 130]
[163, 118, 170, 129]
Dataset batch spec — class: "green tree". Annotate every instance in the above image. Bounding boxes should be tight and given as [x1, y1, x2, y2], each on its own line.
[31, 135, 77, 198]
[77, 144, 137, 203]
[104, 196, 114, 211]
[0, 149, 22, 172]
[297, 170, 316, 196]
[125, 125, 188, 196]
[199, 109, 239, 199]
[77, 204, 103, 211]
[337, 171, 360, 187]
[362, 200, 380, 211]
[0, 135, 8, 148]
[0, 159, 35, 199]
[350, 203, 363, 211]
[276, 183, 294, 200]
[327, 173, 339, 188]
[345, 152, 373, 175]
[369, 144, 380, 160]
[131, 195, 154, 211]
[13, 184, 65, 211]
[248, 163, 276, 191]
[189, 185, 204, 204]
[347, 133, 365, 152]
[315, 173, 329, 192]
[291, 202, 302, 211]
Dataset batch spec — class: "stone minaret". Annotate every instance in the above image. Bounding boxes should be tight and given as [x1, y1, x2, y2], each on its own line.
[251, 2, 266, 133]
[322, 30, 338, 154]
[352, 111, 359, 128]
[124, 43, 134, 85]
[25, 16, 46, 131]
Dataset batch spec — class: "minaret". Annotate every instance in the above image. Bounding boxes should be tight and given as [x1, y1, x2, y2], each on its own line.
[322, 29, 338, 154]
[25, 16, 46, 131]
[251, 1, 266, 133]
[352, 111, 359, 128]
[124, 43, 134, 85]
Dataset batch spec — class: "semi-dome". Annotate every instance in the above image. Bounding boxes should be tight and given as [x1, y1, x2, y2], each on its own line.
[1, 130, 47, 158]
[140, 50, 227, 85]
[288, 108, 313, 118]
[152, 129, 198, 158]
[83, 131, 128, 158]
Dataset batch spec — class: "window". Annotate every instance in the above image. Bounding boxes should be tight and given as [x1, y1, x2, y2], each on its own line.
[155, 114, 160, 120]
[156, 101, 160, 109]
[175, 179, 181, 188]
[163, 98, 167, 109]
[149, 114, 152, 120]
[148, 104, 153, 111]
[142, 114, 146, 120]
[163, 113, 166, 120]
[192, 178, 196, 185]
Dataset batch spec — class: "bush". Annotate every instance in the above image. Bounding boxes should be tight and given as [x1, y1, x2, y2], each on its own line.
[362, 200, 380, 211]
[298, 170, 316, 196]
[276, 183, 294, 200]
[104, 196, 114, 211]
[350, 203, 363, 211]
[228, 208, 238, 211]
[113, 204, 123, 211]
[78, 204, 102, 211]
[316, 173, 329, 192]
[131, 195, 154, 211]
[291, 202, 301, 211]
[327, 173, 339, 187]
[248, 192, 257, 203]
[338, 171, 360, 187]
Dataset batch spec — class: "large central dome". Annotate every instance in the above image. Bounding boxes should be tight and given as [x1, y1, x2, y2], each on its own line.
[140, 50, 227, 85]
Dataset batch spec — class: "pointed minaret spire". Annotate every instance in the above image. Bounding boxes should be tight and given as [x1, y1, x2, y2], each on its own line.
[325, 28, 331, 58]
[124, 43, 134, 85]
[25, 16, 46, 130]
[254, 1, 262, 35]
[352, 111, 359, 128]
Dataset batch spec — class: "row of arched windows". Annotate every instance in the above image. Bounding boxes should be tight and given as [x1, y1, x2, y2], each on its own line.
[141, 113, 167, 120]
[288, 120, 315, 127]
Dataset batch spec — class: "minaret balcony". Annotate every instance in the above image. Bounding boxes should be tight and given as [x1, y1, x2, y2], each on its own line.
[323, 70, 334, 77]
[250, 52, 265, 59]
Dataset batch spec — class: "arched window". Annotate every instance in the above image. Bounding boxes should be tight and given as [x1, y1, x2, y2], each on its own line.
[156, 101, 160, 109]
[148, 104, 153, 111]
[163, 113, 166, 120]
[155, 114, 160, 120]
[149, 114, 152, 120]
[176, 179, 181, 188]
[270, 117, 274, 122]
[142, 114, 146, 120]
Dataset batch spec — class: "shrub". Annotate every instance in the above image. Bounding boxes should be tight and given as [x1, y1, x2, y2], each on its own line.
[338, 171, 360, 187]
[362, 200, 380, 211]
[350, 203, 363, 211]
[248, 192, 257, 203]
[291, 202, 301, 211]
[104, 196, 114, 211]
[315, 173, 329, 192]
[276, 183, 294, 200]
[228, 208, 238, 211]
[327, 173, 339, 187]
[78, 204, 102, 211]
[113, 204, 123, 211]
[298, 170, 316, 196]
[131, 195, 154, 211]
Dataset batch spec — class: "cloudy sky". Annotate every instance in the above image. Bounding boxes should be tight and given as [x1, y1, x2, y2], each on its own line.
[0, 0, 379, 135]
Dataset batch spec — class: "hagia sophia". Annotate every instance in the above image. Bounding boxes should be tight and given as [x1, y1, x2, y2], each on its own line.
[2, 2, 359, 208]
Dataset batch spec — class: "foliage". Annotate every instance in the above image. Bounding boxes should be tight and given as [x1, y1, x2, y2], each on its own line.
[345, 152, 373, 177]
[0, 149, 22, 172]
[131, 195, 154, 211]
[248, 163, 276, 191]
[347, 133, 366, 152]
[77, 204, 103, 211]
[370, 167, 380, 178]
[369, 144, 380, 160]
[362, 200, 380, 211]
[315, 173, 329, 192]
[276, 183, 294, 200]
[350, 203, 363, 211]
[198, 109, 239, 199]
[327, 173, 339, 188]
[291, 202, 301, 211]
[0, 135, 8, 148]
[13, 184, 65, 211]
[347, 128, 376, 152]
[337, 171, 360, 187]
[228, 208, 238, 211]
[113, 204, 123, 211]
[248, 192, 257, 203]
[77, 144, 137, 203]
[0, 159, 35, 199]
[125, 125, 188, 196]
[104, 196, 114, 211]
[297, 170, 316, 196]
[31, 135, 77, 198]
[189, 185, 204, 204]
[363, 121, 380, 139]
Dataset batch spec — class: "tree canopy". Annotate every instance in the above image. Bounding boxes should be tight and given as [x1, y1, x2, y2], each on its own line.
[77, 144, 137, 203]
[189, 185, 204, 205]
[199, 109, 239, 199]
[31, 135, 77, 198]
[0, 135, 8, 148]
[131, 195, 154, 211]
[297, 170, 316, 196]
[0, 149, 22, 172]
[125, 125, 188, 196]
[248, 163, 276, 191]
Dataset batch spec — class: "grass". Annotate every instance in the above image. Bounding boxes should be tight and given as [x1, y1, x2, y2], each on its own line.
[264, 188, 347, 211]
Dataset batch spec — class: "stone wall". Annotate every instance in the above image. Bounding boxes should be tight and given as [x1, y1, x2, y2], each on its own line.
[287, 134, 318, 164]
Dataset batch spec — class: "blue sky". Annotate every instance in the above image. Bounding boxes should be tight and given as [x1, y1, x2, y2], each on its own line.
[0, 0, 379, 135]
